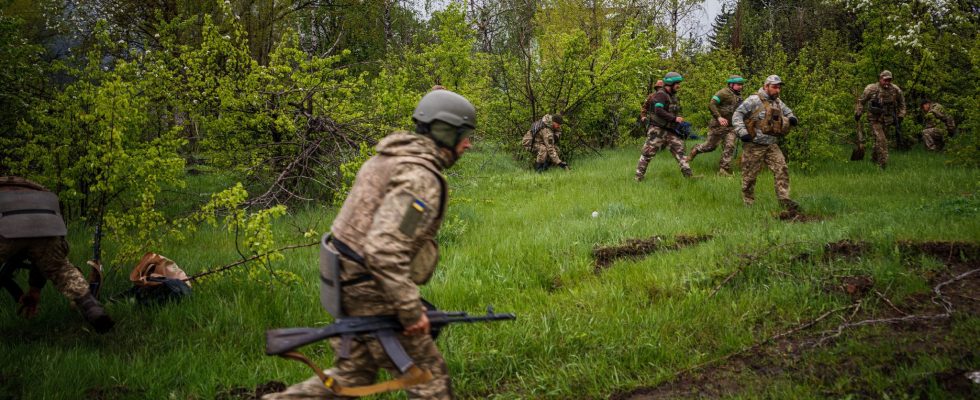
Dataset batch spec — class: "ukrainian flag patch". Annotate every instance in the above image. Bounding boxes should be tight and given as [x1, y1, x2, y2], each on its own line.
[400, 197, 427, 235]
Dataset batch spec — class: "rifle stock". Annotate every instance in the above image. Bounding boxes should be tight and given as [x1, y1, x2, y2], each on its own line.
[266, 307, 515, 356]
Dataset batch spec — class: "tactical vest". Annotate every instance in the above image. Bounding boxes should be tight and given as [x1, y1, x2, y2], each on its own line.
[648, 88, 681, 129]
[746, 96, 789, 138]
[868, 84, 899, 116]
[0, 177, 68, 239]
[329, 154, 447, 285]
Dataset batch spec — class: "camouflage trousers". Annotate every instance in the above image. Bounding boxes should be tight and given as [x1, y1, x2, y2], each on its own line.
[0, 237, 89, 300]
[869, 120, 893, 167]
[635, 127, 691, 179]
[921, 128, 945, 151]
[534, 142, 563, 165]
[263, 332, 453, 400]
[741, 143, 791, 206]
[691, 126, 737, 172]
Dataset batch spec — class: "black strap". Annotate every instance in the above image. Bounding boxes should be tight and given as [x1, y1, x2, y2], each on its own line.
[319, 274, 374, 288]
[331, 236, 366, 266]
[1, 209, 57, 217]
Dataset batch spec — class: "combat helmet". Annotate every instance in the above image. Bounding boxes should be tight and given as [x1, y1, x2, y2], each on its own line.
[412, 90, 477, 148]
[663, 71, 683, 85]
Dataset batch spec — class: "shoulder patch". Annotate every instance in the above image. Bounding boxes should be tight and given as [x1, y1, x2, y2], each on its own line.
[399, 197, 427, 236]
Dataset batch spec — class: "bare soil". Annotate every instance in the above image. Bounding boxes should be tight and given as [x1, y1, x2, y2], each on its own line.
[611, 240, 980, 399]
[593, 234, 713, 273]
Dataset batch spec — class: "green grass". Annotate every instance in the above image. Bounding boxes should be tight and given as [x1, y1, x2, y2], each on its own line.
[1, 139, 978, 399]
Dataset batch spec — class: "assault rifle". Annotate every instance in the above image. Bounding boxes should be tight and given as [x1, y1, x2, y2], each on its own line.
[265, 306, 515, 397]
[266, 306, 515, 356]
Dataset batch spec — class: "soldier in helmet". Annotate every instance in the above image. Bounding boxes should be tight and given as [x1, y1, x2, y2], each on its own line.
[919, 99, 956, 151]
[688, 75, 745, 176]
[855, 70, 906, 168]
[265, 90, 476, 400]
[733, 75, 800, 212]
[0, 176, 114, 333]
[635, 71, 693, 181]
[529, 114, 569, 172]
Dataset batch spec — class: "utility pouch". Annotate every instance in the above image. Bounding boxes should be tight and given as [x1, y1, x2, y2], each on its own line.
[868, 100, 884, 115]
[319, 233, 344, 319]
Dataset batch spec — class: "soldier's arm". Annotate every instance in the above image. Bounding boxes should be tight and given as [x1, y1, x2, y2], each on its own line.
[652, 91, 677, 121]
[935, 108, 956, 131]
[733, 99, 753, 138]
[780, 101, 797, 120]
[640, 94, 655, 120]
[708, 90, 724, 120]
[362, 163, 443, 328]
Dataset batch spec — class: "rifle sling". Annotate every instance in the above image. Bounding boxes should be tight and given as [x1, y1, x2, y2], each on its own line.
[279, 349, 435, 397]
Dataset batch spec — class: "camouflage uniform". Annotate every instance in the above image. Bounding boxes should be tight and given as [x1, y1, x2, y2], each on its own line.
[733, 88, 798, 209]
[1, 177, 89, 300]
[635, 88, 692, 179]
[921, 103, 956, 151]
[0, 176, 112, 332]
[690, 86, 742, 174]
[855, 72, 906, 167]
[532, 115, 566, 169]
[264, 132, 455, 400]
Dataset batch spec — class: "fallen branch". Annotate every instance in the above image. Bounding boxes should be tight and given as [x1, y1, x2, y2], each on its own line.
[813, 267, 979, 345]
[186, 241, 318, 282]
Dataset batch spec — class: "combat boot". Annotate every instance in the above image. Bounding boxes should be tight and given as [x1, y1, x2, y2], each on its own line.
[76, 293, 114, 333]
[558, 162, 570, 170]
[780, 199, 801, 214]
[717, 169, 732, 177]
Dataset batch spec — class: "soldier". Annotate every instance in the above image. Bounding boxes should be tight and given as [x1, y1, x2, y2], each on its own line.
[529, 114, 569, 172]
[919, 99, 956, 151]
[635, 71, 692, 181]
[733, 75, 800, 212]
[688, 75, 745, 176]
[855, 70, 906, 168]
[0, 176, 113, 333]
[264, 90, 476, 400]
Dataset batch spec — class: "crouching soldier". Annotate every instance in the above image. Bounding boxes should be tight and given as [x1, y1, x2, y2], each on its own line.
[526, 114, 569, 172]
[733, 75, 800, 212]
[0, 176, 114, 333]
[919, 99, 956, 151]
[264, 90, 476, 400]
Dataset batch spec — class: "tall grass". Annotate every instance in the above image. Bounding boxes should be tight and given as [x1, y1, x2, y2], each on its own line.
[1, 139, 977, 399]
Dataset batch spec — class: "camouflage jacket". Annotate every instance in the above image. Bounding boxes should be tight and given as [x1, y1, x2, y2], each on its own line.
[329, 132, 451, 327]
[643, 88, 681, 129]
[708, 86, 742, 126]
[856, 82, 906, 123]
[733, 89, 797, 146]
[924, 103, 956, 133]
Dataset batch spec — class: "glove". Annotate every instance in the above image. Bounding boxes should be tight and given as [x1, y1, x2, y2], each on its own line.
[740, 135, 753, 143]
[788, 116, 798, 126]
[854, 114, 861, 122]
